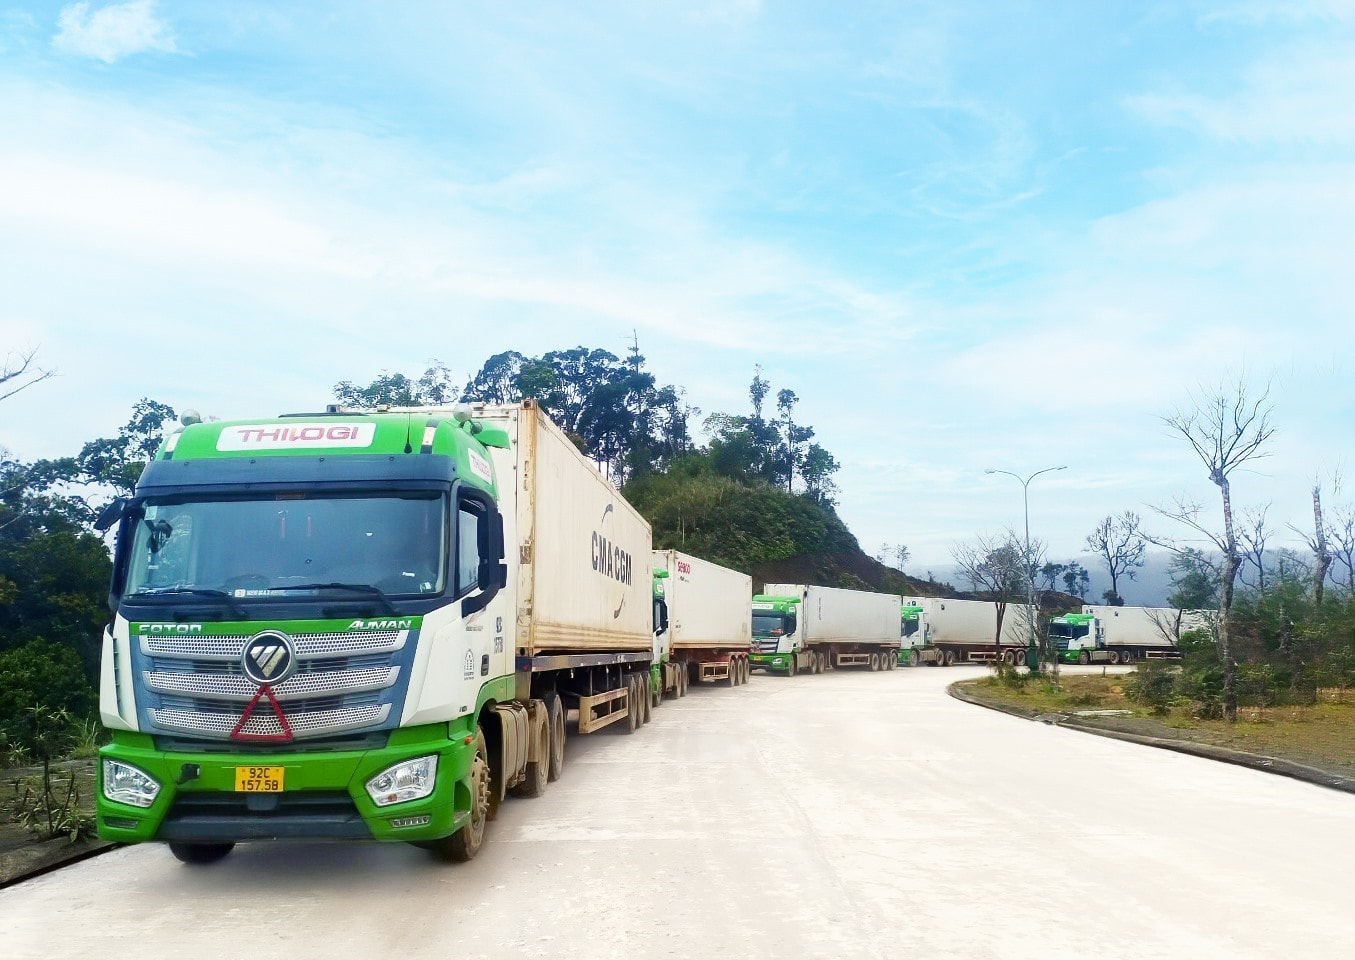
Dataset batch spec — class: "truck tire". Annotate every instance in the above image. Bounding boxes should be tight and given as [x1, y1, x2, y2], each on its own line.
[624, 677, 640, 733]
[868, 652, 879, 671]
[1078, 650, 1091, 665]
[888, 652, 897, 670]
[1122, 650, 1135, 664]
[944, 649, 957, 666]
[169, 842, 234, 865]
[544, 692, 565, 782]
[740, 657, 750, 684]
[510, 708, 550, 799]
[428, 726, 490, 862]
[909, 649, 921, 667]
[728, 658, 739, 687]
[677, 666, 687, 697]
[652, 671, 663, 708]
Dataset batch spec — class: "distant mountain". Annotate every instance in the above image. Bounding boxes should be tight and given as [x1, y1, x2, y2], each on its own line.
[925, 550, 1185, 608]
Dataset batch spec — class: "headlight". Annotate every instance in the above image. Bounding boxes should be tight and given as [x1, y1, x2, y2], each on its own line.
[365, 755, 438, 807]
[102, 760, 161, 808]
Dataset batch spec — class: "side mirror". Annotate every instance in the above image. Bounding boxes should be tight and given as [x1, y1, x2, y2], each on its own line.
[94, 497, 130, 533]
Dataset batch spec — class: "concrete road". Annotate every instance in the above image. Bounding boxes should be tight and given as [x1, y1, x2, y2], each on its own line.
[3, 665, 1353, 959]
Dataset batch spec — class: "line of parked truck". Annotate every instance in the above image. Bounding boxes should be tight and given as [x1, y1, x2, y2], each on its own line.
[91, 400, 1209, 867]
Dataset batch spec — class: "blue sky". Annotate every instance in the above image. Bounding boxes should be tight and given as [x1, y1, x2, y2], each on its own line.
[2, 0, 1354, 572]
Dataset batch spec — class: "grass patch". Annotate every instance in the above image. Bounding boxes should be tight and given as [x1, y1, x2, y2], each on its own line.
[960, 673, 1355, 778]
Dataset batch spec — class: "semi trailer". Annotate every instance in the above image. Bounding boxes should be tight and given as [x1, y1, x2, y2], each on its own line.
[900, 596, 1035, 666]
[95, 400, 663, 865]
[750, 583, 901, 674]
[652, 549, 752, 691]
[1050, 605, 1212, 664]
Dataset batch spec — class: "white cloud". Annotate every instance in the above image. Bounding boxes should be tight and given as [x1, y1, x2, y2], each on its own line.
[1198, 0, 1355, 26]
[1127, 40, 1355, 142]
[53, 0, 176, 63]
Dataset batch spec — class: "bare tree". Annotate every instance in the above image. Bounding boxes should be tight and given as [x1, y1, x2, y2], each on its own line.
[1330, 505, 1355, 590]
[1289, 478, 1335, 606]
[952, 533, 1026, 648]
[1157, 379, 1275, 722]
[1237, 503, 1271, 591]
[1086, 511, 1146, 605]
[1, 348, 55, 403]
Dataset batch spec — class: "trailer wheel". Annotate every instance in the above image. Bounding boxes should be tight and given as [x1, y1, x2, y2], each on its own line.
[944, 649, 957, 667]
[510, 708, 550, 799]
[909, 649, 921, 667]
[169, 842, 234, 865]
[544, 692, 565, 782]
[888, 652, 898, 670]
[652, 671, 663, 708]
[677, 666, 687, 697]
[739, 657, 749, 684]
[429, 726, 490, 862]
[1122, 650, 1134, 664]
[1078, 650, 1091, 665]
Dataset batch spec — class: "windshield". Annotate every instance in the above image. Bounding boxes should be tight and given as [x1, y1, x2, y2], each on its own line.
[1048, 622, 1090, 640]
[123, 492, 447, 599]
[752, 612, 794, 637]
[902, 618, 919, 638]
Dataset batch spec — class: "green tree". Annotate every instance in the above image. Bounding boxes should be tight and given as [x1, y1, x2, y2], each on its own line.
[334, 362, 457, 407]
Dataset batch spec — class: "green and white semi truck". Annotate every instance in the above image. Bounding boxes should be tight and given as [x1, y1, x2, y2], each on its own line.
[750, 583, 901, 674]
[900, 596, 1035, 666]
[95, 400, 661, 865]
[1050, 605, 1211, 664]
[652, 549, 752, 691]
[895, 604, 927, 666]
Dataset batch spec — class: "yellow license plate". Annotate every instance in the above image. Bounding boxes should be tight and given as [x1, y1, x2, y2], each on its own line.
[234, 765, 285, 792]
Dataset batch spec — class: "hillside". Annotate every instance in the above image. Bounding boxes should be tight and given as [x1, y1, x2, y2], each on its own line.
[623, 467, 950, 598]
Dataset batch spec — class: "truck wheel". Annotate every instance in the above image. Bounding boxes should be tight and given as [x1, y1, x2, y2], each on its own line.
[1122, 650, 1134, 664]
[945, 649, 958, 666]
[888, 652, 898, 670]
[740, 658, 750, 684]
[1078, 650, 1091, 665]
[1108, 650, 1121, 665]
[677, 666, 687, 697]
[909, 649, 921, 667]
[544, 692, 565, 782]
[652, 671, 663, 708]
[169, 842, 234, 865]
[728, 658, 739, 687]
[510, 709, 550, 799]
[429, 726, 490, 862]
[624, 677, 640, 733]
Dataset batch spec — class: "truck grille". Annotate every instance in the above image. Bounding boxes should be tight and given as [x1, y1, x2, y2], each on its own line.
[752, 639, 782, 654]
[136, 628, 409, 741]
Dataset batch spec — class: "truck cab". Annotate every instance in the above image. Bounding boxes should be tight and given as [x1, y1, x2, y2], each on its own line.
[898, 604, 928, 664]
[750, 595, 800, 670]
[1049, 613, 1103, 663]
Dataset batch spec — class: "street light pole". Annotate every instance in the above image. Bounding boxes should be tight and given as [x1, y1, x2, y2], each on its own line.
[985, 465, 1067, 671]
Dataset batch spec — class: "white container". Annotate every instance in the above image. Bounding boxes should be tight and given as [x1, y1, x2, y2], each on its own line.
[903, 596, 1035, 647]
[762, 583, 901, 646]
[1081, 605, 1210, 649]
[478, 402, 655, 655]
[653, 550, 752, 652]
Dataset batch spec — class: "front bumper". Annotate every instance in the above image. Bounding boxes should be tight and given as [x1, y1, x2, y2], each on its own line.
[96, 719, 477, 845]
[749, 652, 791, 672]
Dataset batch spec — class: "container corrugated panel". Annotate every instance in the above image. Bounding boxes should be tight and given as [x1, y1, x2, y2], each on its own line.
[764, 583, 901, 646]
[655, 550, 752, 651]
[903, 596, 1035, 646]
[492, 402, 654, 655]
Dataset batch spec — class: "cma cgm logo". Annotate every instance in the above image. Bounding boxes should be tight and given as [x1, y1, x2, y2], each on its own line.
[217, 423, 376, 451]
[591, 504, 633, 593]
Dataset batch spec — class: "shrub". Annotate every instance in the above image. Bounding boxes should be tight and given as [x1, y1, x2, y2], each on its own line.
[0, 638, 95, 762]
[1125, 663, 1176, 716]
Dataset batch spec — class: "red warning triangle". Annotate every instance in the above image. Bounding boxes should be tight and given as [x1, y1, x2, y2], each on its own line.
[229, 685, 294, 742]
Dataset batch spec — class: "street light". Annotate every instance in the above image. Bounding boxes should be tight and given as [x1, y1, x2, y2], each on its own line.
[985, 465, 1067, 671]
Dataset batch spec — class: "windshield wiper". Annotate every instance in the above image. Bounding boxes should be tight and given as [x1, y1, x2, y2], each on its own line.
[261, 582, 397, 613]
[127, 587, 248, 619]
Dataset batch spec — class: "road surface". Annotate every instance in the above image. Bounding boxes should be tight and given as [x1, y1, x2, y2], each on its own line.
[2, 665, 1352, 959]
